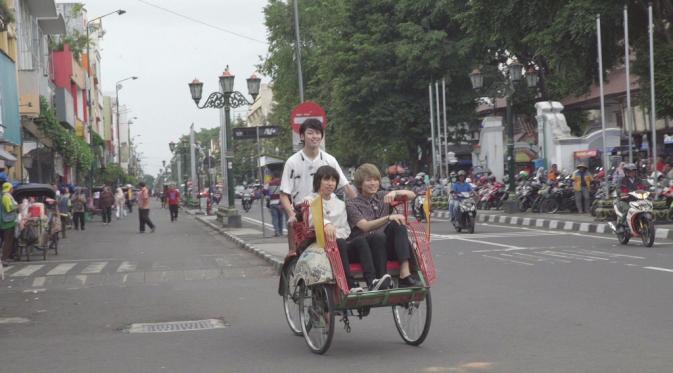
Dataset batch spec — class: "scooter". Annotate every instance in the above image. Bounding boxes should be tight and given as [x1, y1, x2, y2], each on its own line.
[412, 194, 426, 222]
[242, 192, 253, 212]
[608, 190, 655, 247]
[452, 192, 476, 234]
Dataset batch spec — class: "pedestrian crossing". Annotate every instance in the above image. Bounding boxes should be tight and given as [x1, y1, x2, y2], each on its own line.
[0, 255, 273, 291]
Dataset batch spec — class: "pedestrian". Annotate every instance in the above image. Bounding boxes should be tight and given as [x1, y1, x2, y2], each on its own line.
[166, 184, 180, 222]
[266, 176, 285, 236]
[137, 182, 155, 233]
[548, 164, 559, 183]
[0, 182, 18, 266]
[100, 186, 115, 224]
[572, 162, 593, 213]
[57, 188, 71, 238]
[126, 186, 134, 213]
[71, 188, 87, 230]
[161, 185, 168, 209]
[114, 187, 126, 219]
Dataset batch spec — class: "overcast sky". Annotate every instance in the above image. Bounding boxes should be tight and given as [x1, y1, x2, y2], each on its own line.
[83, 0, 269, 176]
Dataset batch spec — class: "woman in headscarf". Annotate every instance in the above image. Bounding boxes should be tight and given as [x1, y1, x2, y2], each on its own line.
[0, 182, 18, 266]
[115, 187, 126, 219]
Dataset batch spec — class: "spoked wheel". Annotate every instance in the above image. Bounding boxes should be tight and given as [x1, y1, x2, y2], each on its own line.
[540, 198, 559, 214]
[281, 258, 302, 336]
[393, 290, 432, 346]
[299, 283, 335, 354]
[639, 219, 655, 247]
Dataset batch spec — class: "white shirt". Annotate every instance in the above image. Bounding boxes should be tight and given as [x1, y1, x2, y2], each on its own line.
[280, 149, 348, 204]
[305, 193, 350, 239]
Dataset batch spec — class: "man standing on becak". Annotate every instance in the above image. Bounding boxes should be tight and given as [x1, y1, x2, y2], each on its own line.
[138, 182, 155, 233]
[166, 184, 180, 222]
[279, 119, 356, 224]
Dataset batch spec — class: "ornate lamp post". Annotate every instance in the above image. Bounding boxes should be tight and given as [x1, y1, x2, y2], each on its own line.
[469, 60, 538, 192]
[188, 66, 260, 227]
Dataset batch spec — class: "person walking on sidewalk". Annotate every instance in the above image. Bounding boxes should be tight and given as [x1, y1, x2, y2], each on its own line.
[100, 186, 115, 224]
[166, 184, 180, 222]
[138, 182, 155, 233]
[266, 177, 285, 236]
[71, 188, 87, 231]
[114, 187, 126, 219]
[57, 188, 71, 238]
[0, 182, 18, 266]
[572, 163, 593, 213]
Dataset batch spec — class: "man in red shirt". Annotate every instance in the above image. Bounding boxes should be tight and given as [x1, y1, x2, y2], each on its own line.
[138, 182, 156, 233]
[166, 184, 181, 222]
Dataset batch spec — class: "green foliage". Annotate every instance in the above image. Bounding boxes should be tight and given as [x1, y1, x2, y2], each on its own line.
[95, 163, 135, 186]
[0, 0, 16, 31]
[38, 97, 93, 172]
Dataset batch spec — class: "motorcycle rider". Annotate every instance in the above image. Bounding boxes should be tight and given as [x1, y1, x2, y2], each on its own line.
[449, 170, 473, 222]
[615, 163, 648, 229]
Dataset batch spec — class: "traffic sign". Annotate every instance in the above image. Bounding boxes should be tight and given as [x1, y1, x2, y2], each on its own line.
[233, 126, 281, 140]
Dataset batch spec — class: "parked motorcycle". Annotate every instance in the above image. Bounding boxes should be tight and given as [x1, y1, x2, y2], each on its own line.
[242, 192, 253, 212]
[452, 192, 476, 234]
[608, 190, 655, 247]
[412, 194, 427, 222]
[516, 181, 542, 212]
[539, 181, 576, 214]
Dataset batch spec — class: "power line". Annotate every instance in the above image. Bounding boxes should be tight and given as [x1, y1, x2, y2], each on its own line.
[135, 0, 266, 44]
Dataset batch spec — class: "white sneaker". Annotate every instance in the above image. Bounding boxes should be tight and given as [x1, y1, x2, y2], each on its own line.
[348, 286, 365, 294]
[369, 274, 392, 291]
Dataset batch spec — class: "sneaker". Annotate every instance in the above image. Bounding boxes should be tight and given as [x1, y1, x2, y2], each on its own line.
[348, 286, 365, 294]
[398, 275, 421, 288]
[151, 227, 156, 233]
[369, 274, 392, 291]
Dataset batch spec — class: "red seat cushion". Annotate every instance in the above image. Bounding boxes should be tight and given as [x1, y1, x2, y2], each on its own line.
[349, 261, 400, 273]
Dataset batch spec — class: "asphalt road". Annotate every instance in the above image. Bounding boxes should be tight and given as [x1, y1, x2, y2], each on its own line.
[1, 201, 672, 372]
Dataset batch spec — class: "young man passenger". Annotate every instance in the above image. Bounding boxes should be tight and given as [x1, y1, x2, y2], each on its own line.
[279, 118, 356, 224]
[347, 164, 421, 288]
[306, 166, 391, 293]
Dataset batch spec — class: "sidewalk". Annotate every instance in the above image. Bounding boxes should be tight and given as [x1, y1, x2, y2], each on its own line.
[183, 209, 287, 272]
[431, 209, 673, 240]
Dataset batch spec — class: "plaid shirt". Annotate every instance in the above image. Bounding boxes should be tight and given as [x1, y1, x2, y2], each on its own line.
[346, 191, 389, 239]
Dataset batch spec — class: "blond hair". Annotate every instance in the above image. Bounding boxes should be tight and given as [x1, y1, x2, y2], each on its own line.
[353, 163, 381, 192]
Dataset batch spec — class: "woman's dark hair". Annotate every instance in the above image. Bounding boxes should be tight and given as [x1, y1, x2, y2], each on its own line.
[313, 165, 340, 193]
[300, 118, 324, 137]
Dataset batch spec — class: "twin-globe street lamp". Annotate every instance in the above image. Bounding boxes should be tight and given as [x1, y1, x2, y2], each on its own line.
[188, 66, 261, 227]
[468, 60, 539, 192]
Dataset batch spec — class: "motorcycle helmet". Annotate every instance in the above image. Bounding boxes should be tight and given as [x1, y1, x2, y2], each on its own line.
[624, 163, 637, 172]
[457, 170, 466, 177]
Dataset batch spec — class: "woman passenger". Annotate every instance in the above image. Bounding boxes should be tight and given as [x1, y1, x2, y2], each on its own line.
[307, 165, 391, 293]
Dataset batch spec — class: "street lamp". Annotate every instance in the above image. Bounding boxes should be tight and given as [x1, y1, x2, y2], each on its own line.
[115, 77, 138, 165]
[188, 66, 260, 228]
[86, 9, 125, 188]
[469, 59, 534, 193]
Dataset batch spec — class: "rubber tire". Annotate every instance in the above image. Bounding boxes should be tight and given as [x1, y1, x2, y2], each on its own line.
[640, 219, 655, 248]
[467, 214, 475, 234]
[454, 224, 462, 233]
[281, 258, 302, 336]
[517, 198, 529, 212]
[393, 290, 432, 346]
[300, 284, 335, 355]
[540, 199, 559, 214]
[617, 230, 630, 245]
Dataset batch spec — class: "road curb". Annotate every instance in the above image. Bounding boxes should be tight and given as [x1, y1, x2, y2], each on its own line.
[184, 210, 283, 274]
[431, 211, 673, 239]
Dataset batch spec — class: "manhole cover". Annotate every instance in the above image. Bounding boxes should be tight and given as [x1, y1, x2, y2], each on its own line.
[123, 319, 227, 333]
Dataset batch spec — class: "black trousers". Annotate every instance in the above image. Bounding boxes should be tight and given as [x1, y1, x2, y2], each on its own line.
[368, 221, 413, 277]
[73, 212, 85, 230]
[139, 208, 155, 232]
[102, 207, 112, 223]
[336, 236, 380, 288]
[169, 205, 179, 221]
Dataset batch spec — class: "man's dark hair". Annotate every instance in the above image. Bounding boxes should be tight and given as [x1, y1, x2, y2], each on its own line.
[139, 182, 146, 187]
[313, 165, 340, 193]
[300, 118, 324, 137]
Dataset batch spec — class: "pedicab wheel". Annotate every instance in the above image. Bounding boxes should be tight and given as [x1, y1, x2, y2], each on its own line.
[392, 290, 432, 346]
[299, 283, 335, 354]
[281, 257, 302, 336]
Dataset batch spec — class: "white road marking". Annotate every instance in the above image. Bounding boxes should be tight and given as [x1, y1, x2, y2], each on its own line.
[75, 275, 87, 285]
[507, 252, 571, 263]
[643, 266, 673, 273]
[46, 263, 77, 276]
[11, 265, 44, 277]
[567, 249, 645, 260]
[81, 262, 107, 274]
[32, 277, 46, 287]
[0, 317, 30, 324]
[482, 254, 534, 266]
[117, 261, 137, 273]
